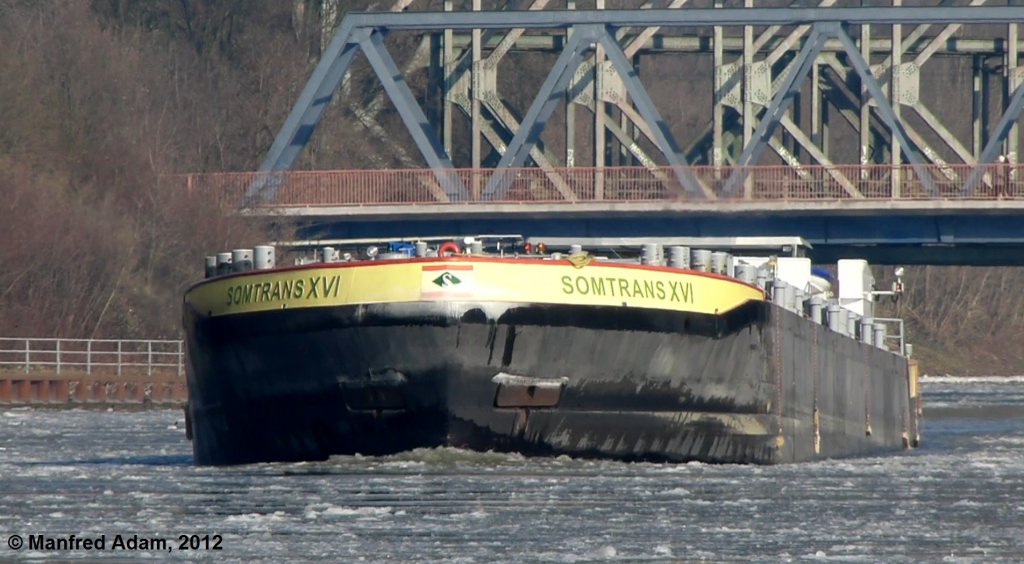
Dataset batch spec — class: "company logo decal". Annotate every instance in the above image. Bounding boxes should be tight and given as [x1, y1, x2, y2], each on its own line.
[421, 264, 474, 298]
[431, 272, 463, 288]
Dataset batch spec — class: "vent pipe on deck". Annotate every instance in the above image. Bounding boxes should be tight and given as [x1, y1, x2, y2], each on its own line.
[204, 256, 217, 278]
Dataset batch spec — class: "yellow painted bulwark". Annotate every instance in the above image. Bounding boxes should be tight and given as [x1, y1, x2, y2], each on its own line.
[185, 258, 764, 317]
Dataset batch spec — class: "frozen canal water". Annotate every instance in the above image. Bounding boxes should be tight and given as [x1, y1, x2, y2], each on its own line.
[1, 377, 1023, 562]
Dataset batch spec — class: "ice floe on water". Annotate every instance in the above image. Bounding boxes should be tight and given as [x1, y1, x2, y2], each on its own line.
[0, 380, 1023, 561]
[922, 375, 1024, 383]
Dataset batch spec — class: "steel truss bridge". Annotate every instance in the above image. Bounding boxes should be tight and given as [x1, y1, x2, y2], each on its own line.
[185, 1, 1024, 265]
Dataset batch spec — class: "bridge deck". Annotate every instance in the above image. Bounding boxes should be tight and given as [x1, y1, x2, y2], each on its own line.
[184, 165, 1024, 207]
[181, 166, 1024, 266]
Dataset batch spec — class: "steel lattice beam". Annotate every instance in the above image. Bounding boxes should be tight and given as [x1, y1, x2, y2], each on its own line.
[483, 25, 597, 198]
[346, 7, 1024, 30]
[256, 6, 1024, 203]
[964, 81, 1024, 194]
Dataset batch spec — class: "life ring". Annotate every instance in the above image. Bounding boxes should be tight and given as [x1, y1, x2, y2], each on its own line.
[438, 242, 461, 256]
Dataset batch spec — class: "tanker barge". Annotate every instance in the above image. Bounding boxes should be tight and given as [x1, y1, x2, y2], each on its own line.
[182, 239, 920, 466]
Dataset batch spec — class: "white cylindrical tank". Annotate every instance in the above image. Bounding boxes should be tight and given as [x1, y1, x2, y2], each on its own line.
[710, 252, 730, 275]
[861, 318, 874, 346]
[874, 323, 887, 350]
[216, 252, 232, 276]
[810, 295, 824, 324]
[772, 279, 787, 307]
[847, 311, 859, 337]
[641, 243, 661, 265]
[254, 245, 276, 270]
[667, 246, 690, 268]
[735, 263, 757, 285]
[827, 303, 842, 332]
[691, 249, 711, 272]
[231, 249, 253, 272]
[785, 284, 798, 312]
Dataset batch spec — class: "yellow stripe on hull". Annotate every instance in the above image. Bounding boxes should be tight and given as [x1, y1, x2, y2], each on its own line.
[184, 258, 764, 317]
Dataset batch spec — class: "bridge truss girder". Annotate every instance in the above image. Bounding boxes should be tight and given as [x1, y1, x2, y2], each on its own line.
[257, 3, 1024, 202]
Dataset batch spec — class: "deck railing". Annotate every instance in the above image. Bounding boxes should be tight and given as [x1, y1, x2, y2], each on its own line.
[0, 338, 185, 378]
[180, 164, 1024, 208]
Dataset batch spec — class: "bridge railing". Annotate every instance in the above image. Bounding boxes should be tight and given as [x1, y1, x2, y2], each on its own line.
[0, 338, 185, 377]
[180, 164, 1024, 207]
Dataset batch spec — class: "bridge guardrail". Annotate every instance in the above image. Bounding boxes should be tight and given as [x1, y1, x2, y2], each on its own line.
[180, 164, 1024, 207]
[0, 338, 184, 378]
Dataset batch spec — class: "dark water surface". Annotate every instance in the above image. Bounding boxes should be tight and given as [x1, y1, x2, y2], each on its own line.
[1, 377, 1023, 562]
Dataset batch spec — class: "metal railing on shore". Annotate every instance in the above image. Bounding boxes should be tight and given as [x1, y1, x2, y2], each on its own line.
[0, 338, 184, 378]
[180, 164, 1024, 208]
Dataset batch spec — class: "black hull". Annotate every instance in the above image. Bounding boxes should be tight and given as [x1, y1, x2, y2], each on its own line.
[184, 299, 916, 466]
